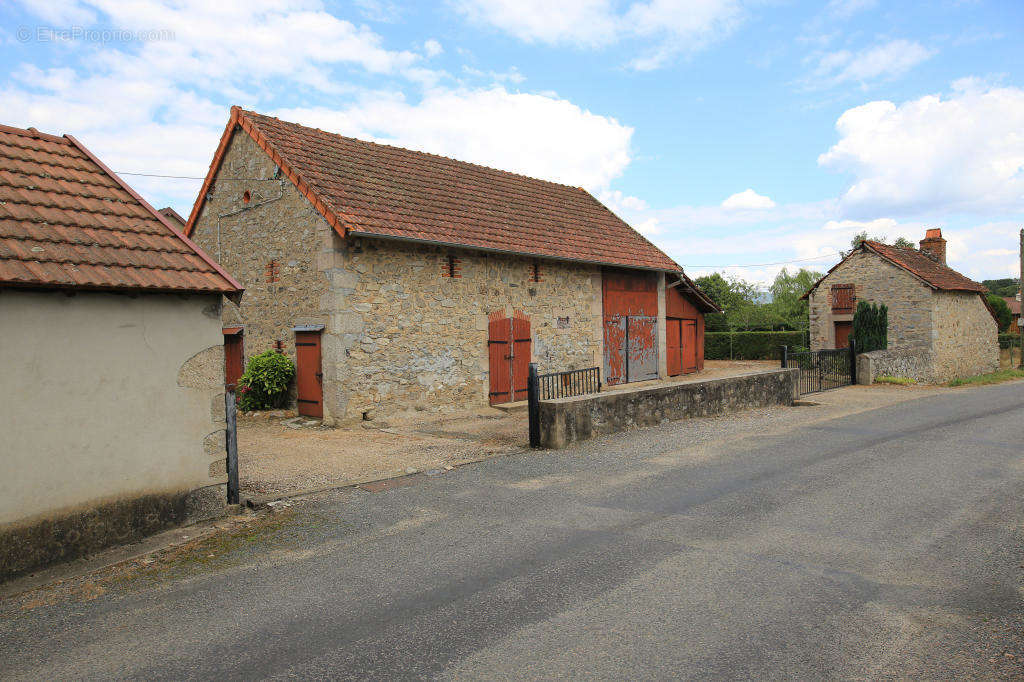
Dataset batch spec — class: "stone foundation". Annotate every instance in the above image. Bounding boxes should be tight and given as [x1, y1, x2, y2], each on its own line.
[0, 486, 225, 582]
[857, 348, 935, 384]
[538, 369, 799, 449]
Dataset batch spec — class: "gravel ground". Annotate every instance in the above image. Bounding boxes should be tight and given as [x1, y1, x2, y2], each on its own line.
[237, 408, 527, 498]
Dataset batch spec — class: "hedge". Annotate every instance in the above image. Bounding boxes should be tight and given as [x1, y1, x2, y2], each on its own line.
[999, 332, 1021, 349]
[852, 301, 887, 353]
[705, 331, 809, 360]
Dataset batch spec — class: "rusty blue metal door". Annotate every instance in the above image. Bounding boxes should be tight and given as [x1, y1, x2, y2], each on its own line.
[604, 314, 658, 384]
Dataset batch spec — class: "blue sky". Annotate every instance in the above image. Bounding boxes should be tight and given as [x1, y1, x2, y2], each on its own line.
[2, 0, 1022, 285]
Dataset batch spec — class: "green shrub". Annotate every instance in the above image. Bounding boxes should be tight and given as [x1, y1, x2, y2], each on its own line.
[998, 332, 1020, 349]
[852, 301, 887, 353]
[704, 331, 809, 360]
[236, 350, 295, 411]
[875, 375, 915, 385]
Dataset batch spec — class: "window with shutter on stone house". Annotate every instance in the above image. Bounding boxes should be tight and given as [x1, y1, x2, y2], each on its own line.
[831, 284, 855, 313]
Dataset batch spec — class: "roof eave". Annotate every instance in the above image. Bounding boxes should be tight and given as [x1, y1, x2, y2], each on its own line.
[347, 229, 682, 274]
[64, 134, 243, 300]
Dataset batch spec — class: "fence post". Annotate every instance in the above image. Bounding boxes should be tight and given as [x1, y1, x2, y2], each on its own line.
[225, 389, 239, 505]
[849, 338, 857, 385]
[527, 362, 541, 449]
[781, 345, 788, 368]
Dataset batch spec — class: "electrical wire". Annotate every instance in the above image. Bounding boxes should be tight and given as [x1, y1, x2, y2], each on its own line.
[115, 171, 280, 181]
[682, 251, 843, 269]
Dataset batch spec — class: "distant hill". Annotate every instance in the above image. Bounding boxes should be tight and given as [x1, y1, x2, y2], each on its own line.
[982, 278, 1020, 297]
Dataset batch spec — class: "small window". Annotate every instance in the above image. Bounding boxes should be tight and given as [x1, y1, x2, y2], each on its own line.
[265, 259, 280, 283]
[831, 284, 855, 313]
[530, 260, 542, 283]
[442, 253, 461, 278]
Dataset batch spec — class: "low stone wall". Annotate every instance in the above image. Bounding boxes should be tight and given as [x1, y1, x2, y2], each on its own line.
[857, 348, 935, 384]
[538, 369, 799, 449]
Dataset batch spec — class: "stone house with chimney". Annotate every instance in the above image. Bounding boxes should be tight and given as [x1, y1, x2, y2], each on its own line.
[804, 229, 997, 383]
[185, 107, 718, 424]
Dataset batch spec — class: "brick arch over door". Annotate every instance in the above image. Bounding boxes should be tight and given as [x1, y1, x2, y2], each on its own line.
[488, 310, 531, 405]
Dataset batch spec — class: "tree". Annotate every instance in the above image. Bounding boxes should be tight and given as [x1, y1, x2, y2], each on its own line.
[769, 268, 822, 331]
[852, 301, 888, 353]
[847, 232, 915, 256]
[982, 278, 1019, 297]
[988, 294, 1013, 332]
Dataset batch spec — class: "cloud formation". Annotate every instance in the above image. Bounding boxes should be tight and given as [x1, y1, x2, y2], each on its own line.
[453, 0, 742, 70]
[721, 189, 775, 210]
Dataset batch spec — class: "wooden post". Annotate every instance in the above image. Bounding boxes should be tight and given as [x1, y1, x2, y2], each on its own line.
[1011, 228, 1019, 366]
[780, 345, 788, 368]
[849, 338, 857, 385]
[225, 390, 239, 505]
[527, 362, 540, 449]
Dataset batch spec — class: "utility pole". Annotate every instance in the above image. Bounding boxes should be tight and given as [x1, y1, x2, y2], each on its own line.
[1011, 227, 1019, 366]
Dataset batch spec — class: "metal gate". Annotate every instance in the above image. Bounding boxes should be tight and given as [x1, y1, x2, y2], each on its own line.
[782, 344, 856, 396]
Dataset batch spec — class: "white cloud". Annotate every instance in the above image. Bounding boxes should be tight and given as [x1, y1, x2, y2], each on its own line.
[807, 39, 934, 88]
[274, 87, 634, 192]
[820, 82, 1024, 216]
[721, 189, 775, 210]
[423, 39, 444, 57]
[453, 0, 742, 69]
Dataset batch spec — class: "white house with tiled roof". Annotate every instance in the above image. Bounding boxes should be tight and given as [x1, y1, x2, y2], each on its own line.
[0, 122, 243, 580]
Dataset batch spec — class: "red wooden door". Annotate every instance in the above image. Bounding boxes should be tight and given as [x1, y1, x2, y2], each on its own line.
[295, 331, 323, 418]
[488, 313, 512, 405]
[223, 328, 243, 389]
[682, 320, 698, 373]
[512, 311, 532, 401]
[834, 321, 852, 349]
[666, 318, 682, 377]
[488, 311, 531, 404]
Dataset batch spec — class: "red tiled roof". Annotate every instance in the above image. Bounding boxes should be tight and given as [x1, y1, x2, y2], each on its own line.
[1002, 296, 1020, 315]
[861, 241, 986, 293]
[158, 206, 186, 228]
[0, 124, 241, 298]
[186, 107, 681, 272]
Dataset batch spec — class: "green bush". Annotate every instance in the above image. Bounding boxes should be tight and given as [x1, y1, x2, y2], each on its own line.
[704, 331, 809, 360]
[999, 332, 1021, 349]
[236, 350, 295, 411]
[852, 301, 887, 353]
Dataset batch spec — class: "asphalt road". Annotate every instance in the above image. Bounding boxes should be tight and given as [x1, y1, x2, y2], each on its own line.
[3, 383, 1024, 680]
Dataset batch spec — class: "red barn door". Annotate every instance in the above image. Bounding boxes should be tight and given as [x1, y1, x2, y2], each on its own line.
[512, 310, 532, 401]
[488, 311, 531, 404]
[223, 327, 244, 389]
[295, 331, 323, 418]
[682, 320, 698, 373]
[666, 319, 682, 376]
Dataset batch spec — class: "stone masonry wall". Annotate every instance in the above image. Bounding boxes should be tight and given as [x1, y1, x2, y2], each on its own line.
[809, 251, 933, 351]
[930, 290, 998, 381]
[190, 128, 604, 424]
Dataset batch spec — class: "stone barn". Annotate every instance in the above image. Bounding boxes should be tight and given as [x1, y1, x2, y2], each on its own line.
[804, 229, 997, 383]
[0, 122, 243, 579]
[185, 107, 718, 424]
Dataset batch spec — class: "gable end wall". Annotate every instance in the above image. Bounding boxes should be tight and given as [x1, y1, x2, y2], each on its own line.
[809, 251, 933, 351]
[190, 128, 605, 423]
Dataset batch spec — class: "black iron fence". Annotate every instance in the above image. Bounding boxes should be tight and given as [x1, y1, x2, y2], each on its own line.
[528, 364, 602, 448]
[537, 366, 602, 400]
[781, 342, 856, 396]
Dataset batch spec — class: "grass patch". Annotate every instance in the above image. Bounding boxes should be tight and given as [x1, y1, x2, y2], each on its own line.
[948, 368, 1024, 387]
[875, 375, 916, 386]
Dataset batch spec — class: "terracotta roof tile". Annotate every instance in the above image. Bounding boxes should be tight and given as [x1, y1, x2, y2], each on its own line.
[187, 108, 680, 272]
[862, 241, 986, 293]
[0, 123, 241, 296]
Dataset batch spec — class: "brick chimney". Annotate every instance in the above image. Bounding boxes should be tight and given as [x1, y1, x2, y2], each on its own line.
[919, 228, 946, 264]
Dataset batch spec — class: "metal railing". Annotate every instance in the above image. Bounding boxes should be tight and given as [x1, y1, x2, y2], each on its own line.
[781, 341, 856, 396]
[528, 364, 603, 448]
[537, 366, 602, 400]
